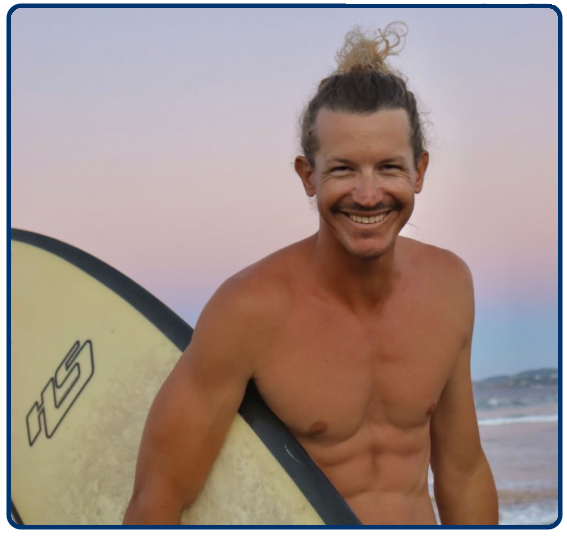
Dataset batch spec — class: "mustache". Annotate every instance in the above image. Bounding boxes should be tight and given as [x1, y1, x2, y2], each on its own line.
[331, 201, 401, 214]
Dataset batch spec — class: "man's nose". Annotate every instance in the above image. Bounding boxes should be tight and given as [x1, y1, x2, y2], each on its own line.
[352, 173, 384, 206]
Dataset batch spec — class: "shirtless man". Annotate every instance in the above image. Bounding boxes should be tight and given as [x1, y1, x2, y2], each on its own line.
[123, 24, 498, 525]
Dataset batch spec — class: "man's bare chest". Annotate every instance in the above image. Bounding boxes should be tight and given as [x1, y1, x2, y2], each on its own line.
[253, 295, 464, 443]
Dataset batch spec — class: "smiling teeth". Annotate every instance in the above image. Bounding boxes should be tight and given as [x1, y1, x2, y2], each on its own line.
[349, 213, 387, 224]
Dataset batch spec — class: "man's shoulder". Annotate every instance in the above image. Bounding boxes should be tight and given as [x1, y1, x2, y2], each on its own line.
[400, 238, 474, 334]
[223, 263, 293, 315]
[202, 245, 299, 330]
[400, 237, 473, 290]
[406, 240, 474, 320]
[190, 250, 297, 365]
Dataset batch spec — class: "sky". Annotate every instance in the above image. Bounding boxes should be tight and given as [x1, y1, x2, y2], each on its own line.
[9, 6, 559, 380]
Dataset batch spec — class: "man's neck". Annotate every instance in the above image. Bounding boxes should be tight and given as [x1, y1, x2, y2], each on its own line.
[308, 231, 400, 312]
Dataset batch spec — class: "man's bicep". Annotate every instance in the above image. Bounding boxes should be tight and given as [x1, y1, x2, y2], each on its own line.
[185, 288, 260, 395]
[128, 358, 245, 521]
[430, 340, 482, 476]
[128, 286, 260, 519]
[431, 261, 481, 476]
[136, 340, 247, 494]
[429, 259, 499, 524]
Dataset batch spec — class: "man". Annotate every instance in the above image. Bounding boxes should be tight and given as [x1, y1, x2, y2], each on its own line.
[123, 24, 498, 525]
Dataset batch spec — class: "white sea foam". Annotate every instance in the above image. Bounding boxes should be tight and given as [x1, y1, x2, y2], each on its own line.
[478, 414, 558, 427]
[499, 502, 559, 526]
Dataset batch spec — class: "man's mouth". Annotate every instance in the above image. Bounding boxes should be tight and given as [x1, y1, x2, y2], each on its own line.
[342, 210, 392, 225]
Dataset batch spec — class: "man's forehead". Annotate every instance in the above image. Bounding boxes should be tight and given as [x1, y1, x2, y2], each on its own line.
[325, 154, 408, 164]
[315, 107, 411, 131]
[314, 108, 413, 159]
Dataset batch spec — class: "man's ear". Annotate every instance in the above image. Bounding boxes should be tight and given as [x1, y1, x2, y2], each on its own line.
[414, 151, 429, 194]
[294, 156, 316, 197]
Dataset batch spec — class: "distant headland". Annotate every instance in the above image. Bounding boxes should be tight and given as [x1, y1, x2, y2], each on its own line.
[473, 368, 558, 410]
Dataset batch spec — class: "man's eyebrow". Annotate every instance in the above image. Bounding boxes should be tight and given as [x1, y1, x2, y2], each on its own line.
[379, 156, 407, 164]
[326, 157, 356, 165]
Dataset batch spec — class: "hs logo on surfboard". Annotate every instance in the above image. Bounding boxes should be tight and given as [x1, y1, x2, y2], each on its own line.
[26, 341, 95, 446]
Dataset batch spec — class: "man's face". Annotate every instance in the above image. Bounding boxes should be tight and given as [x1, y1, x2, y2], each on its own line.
[296, 108, 428, 260]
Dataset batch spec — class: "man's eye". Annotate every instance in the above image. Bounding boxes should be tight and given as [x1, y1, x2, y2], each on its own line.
[330, 166, 351, 172]
[383, 164, 400, 170]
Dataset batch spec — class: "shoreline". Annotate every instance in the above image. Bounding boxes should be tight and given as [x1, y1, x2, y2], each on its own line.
[476, 402, 558, 421]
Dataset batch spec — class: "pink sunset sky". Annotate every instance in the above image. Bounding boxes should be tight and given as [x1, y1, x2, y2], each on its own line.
[10, 6, 559, 379]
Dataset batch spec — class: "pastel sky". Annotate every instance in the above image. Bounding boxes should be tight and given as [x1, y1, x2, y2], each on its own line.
[10, 6, 559, 380]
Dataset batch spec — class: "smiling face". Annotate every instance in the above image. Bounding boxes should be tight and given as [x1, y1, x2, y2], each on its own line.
[295, 108, 429, 260]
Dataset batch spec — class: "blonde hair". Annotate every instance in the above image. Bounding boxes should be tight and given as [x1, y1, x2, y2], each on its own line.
[334, 22, 408, 76]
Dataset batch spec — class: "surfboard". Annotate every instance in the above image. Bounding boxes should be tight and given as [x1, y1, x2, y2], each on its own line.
[10, 229, 361, 526]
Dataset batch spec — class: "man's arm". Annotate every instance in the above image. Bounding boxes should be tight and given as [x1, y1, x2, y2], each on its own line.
[122, 277, 277, 525]
[430, 260, 498, 525]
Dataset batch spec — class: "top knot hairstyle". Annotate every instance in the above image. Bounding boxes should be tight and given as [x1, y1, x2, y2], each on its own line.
[300, 22, 426, 168]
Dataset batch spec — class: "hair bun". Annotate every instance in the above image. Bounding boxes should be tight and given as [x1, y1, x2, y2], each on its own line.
[335, 22, 408, 75]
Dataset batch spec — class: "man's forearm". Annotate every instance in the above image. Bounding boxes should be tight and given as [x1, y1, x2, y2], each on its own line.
[434, 454, 499, 525]
[122, 491, 183, 525]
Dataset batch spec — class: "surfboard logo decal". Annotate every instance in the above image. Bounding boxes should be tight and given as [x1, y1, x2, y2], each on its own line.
[26, 341, 95, 446]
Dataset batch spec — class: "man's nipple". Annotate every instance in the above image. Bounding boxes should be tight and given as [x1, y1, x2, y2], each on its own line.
[426, 403, 437, 416]
[309, 421, 328, 435]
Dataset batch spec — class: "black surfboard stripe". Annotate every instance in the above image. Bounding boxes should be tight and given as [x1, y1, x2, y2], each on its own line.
[10, 228, 361, 526]
[11, 505, 23, 525]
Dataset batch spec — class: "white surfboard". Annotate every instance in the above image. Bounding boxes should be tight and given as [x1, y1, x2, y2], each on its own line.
[10, 229, 361, 526]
